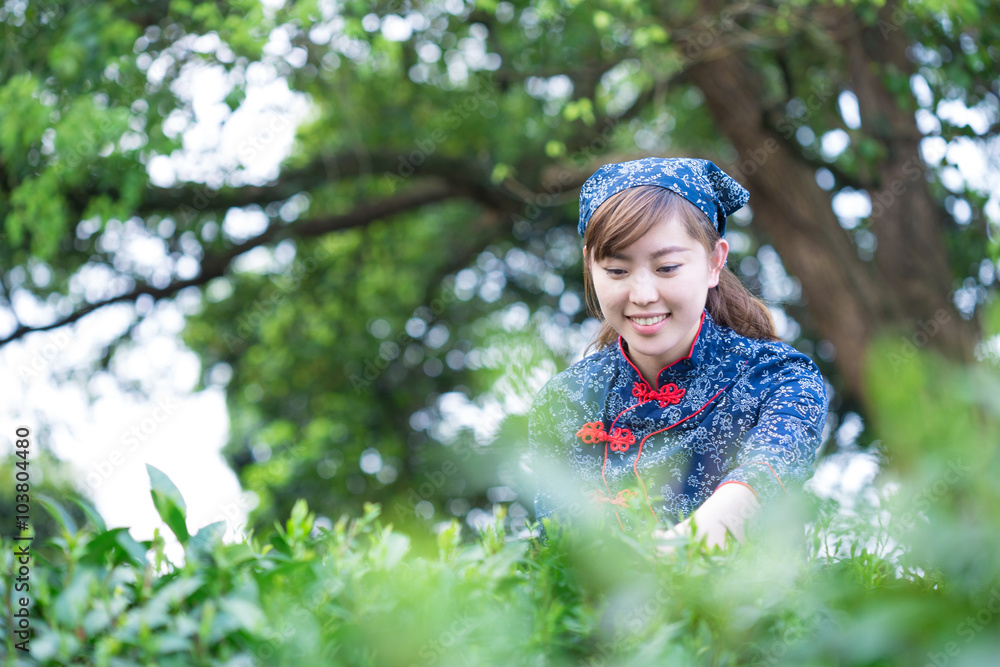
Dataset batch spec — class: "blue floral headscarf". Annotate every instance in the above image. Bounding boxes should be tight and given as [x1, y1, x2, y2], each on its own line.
[578, 157, 749, 238]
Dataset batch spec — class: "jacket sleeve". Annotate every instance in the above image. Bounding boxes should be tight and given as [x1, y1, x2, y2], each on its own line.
[717, 353, 828, 502]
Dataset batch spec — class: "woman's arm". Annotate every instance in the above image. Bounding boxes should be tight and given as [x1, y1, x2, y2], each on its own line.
[654, 482, 760, 551]
[656, 352, 827, 553]
[715, 355, 828, 504]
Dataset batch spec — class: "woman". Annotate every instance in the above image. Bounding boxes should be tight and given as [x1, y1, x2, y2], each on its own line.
[529, 157, 828, 548]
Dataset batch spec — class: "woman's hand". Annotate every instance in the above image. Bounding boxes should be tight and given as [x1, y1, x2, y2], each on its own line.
[654, 482, 760, 555]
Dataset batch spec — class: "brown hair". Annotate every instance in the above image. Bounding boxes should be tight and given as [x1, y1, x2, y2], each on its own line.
[582, 185, 778, 352]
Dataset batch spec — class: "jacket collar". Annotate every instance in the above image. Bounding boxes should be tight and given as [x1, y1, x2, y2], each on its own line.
[607, 309, 748, 414]
[616, 310, 731, 388]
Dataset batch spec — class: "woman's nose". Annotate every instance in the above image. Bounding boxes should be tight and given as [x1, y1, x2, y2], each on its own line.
[628, 273, 658, 305]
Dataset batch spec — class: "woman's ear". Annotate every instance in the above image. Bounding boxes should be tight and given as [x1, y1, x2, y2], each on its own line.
[582, 245, 589, 267]
[708, 239, 729, 288]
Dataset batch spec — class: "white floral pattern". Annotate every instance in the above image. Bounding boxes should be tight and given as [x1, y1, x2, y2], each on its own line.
[578, 157, 751, 238]
[529, 311, 828, 534]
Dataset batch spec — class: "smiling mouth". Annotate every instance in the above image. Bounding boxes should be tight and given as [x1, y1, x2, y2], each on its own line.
[627, 314, 668, 326]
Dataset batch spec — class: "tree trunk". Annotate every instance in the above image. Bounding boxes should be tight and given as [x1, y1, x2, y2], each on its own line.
[842, 3, 980, 361]
[684, 1, 978, 405]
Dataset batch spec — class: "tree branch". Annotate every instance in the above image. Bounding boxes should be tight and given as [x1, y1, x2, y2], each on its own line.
[0, 181, 466, 347]
[131, 152, 488, 216]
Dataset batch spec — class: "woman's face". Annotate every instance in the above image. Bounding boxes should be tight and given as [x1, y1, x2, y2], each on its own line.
[587, 215, 728, 382]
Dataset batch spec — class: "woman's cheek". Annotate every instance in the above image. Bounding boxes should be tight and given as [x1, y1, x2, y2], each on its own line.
[599, 287, 621, 313]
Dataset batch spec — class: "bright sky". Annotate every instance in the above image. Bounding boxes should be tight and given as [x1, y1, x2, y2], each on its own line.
[2, 12, 999, 564]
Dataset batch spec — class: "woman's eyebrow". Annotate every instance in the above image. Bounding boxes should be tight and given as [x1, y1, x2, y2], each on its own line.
[651, 246, 690, 258]
[607, 246, 690, 260]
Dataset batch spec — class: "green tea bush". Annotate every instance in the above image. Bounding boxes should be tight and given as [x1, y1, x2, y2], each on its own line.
[3, 343, 999, 666]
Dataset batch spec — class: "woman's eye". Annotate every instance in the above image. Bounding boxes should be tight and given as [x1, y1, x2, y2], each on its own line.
[658, 265, 680, 274]
[605, 268, 626, 276]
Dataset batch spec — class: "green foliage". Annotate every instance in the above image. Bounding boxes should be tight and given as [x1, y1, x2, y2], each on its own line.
[2, 347, 999, 664]
[0, 453, 90, 548]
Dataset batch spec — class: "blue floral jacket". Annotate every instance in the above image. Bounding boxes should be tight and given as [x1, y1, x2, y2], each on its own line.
[529, 310, 828, 532]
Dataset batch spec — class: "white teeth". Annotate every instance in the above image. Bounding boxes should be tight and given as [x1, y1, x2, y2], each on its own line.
[630, 315, 667, 326]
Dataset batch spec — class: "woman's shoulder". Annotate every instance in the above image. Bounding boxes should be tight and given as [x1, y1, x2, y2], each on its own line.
[532, 344, 619, 406]
[752, 336, 818, 367]
[720, 326, 825, 385]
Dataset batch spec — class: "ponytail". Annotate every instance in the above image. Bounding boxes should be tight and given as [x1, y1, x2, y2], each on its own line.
[706, 269, 778, 340]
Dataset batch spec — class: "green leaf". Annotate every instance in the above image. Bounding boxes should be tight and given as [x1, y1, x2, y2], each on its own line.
[151, 576, 206, 609]
[218, 596, 267, 632]
[146, 464, 187, 512]
[187, 520, 226, 563]
[380, 531, 411, 570]
[286, 498, 315, 540]
[53, 569, 97, 627]
[116, 529, 150, 567]
[73, 497, 108, 533]
[147, 464, 190, 544]
[269, 530, 291, 556]
[37, 493, 78, 537]
[81, 527, 129, 565]
[437, 519, 462, 561]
